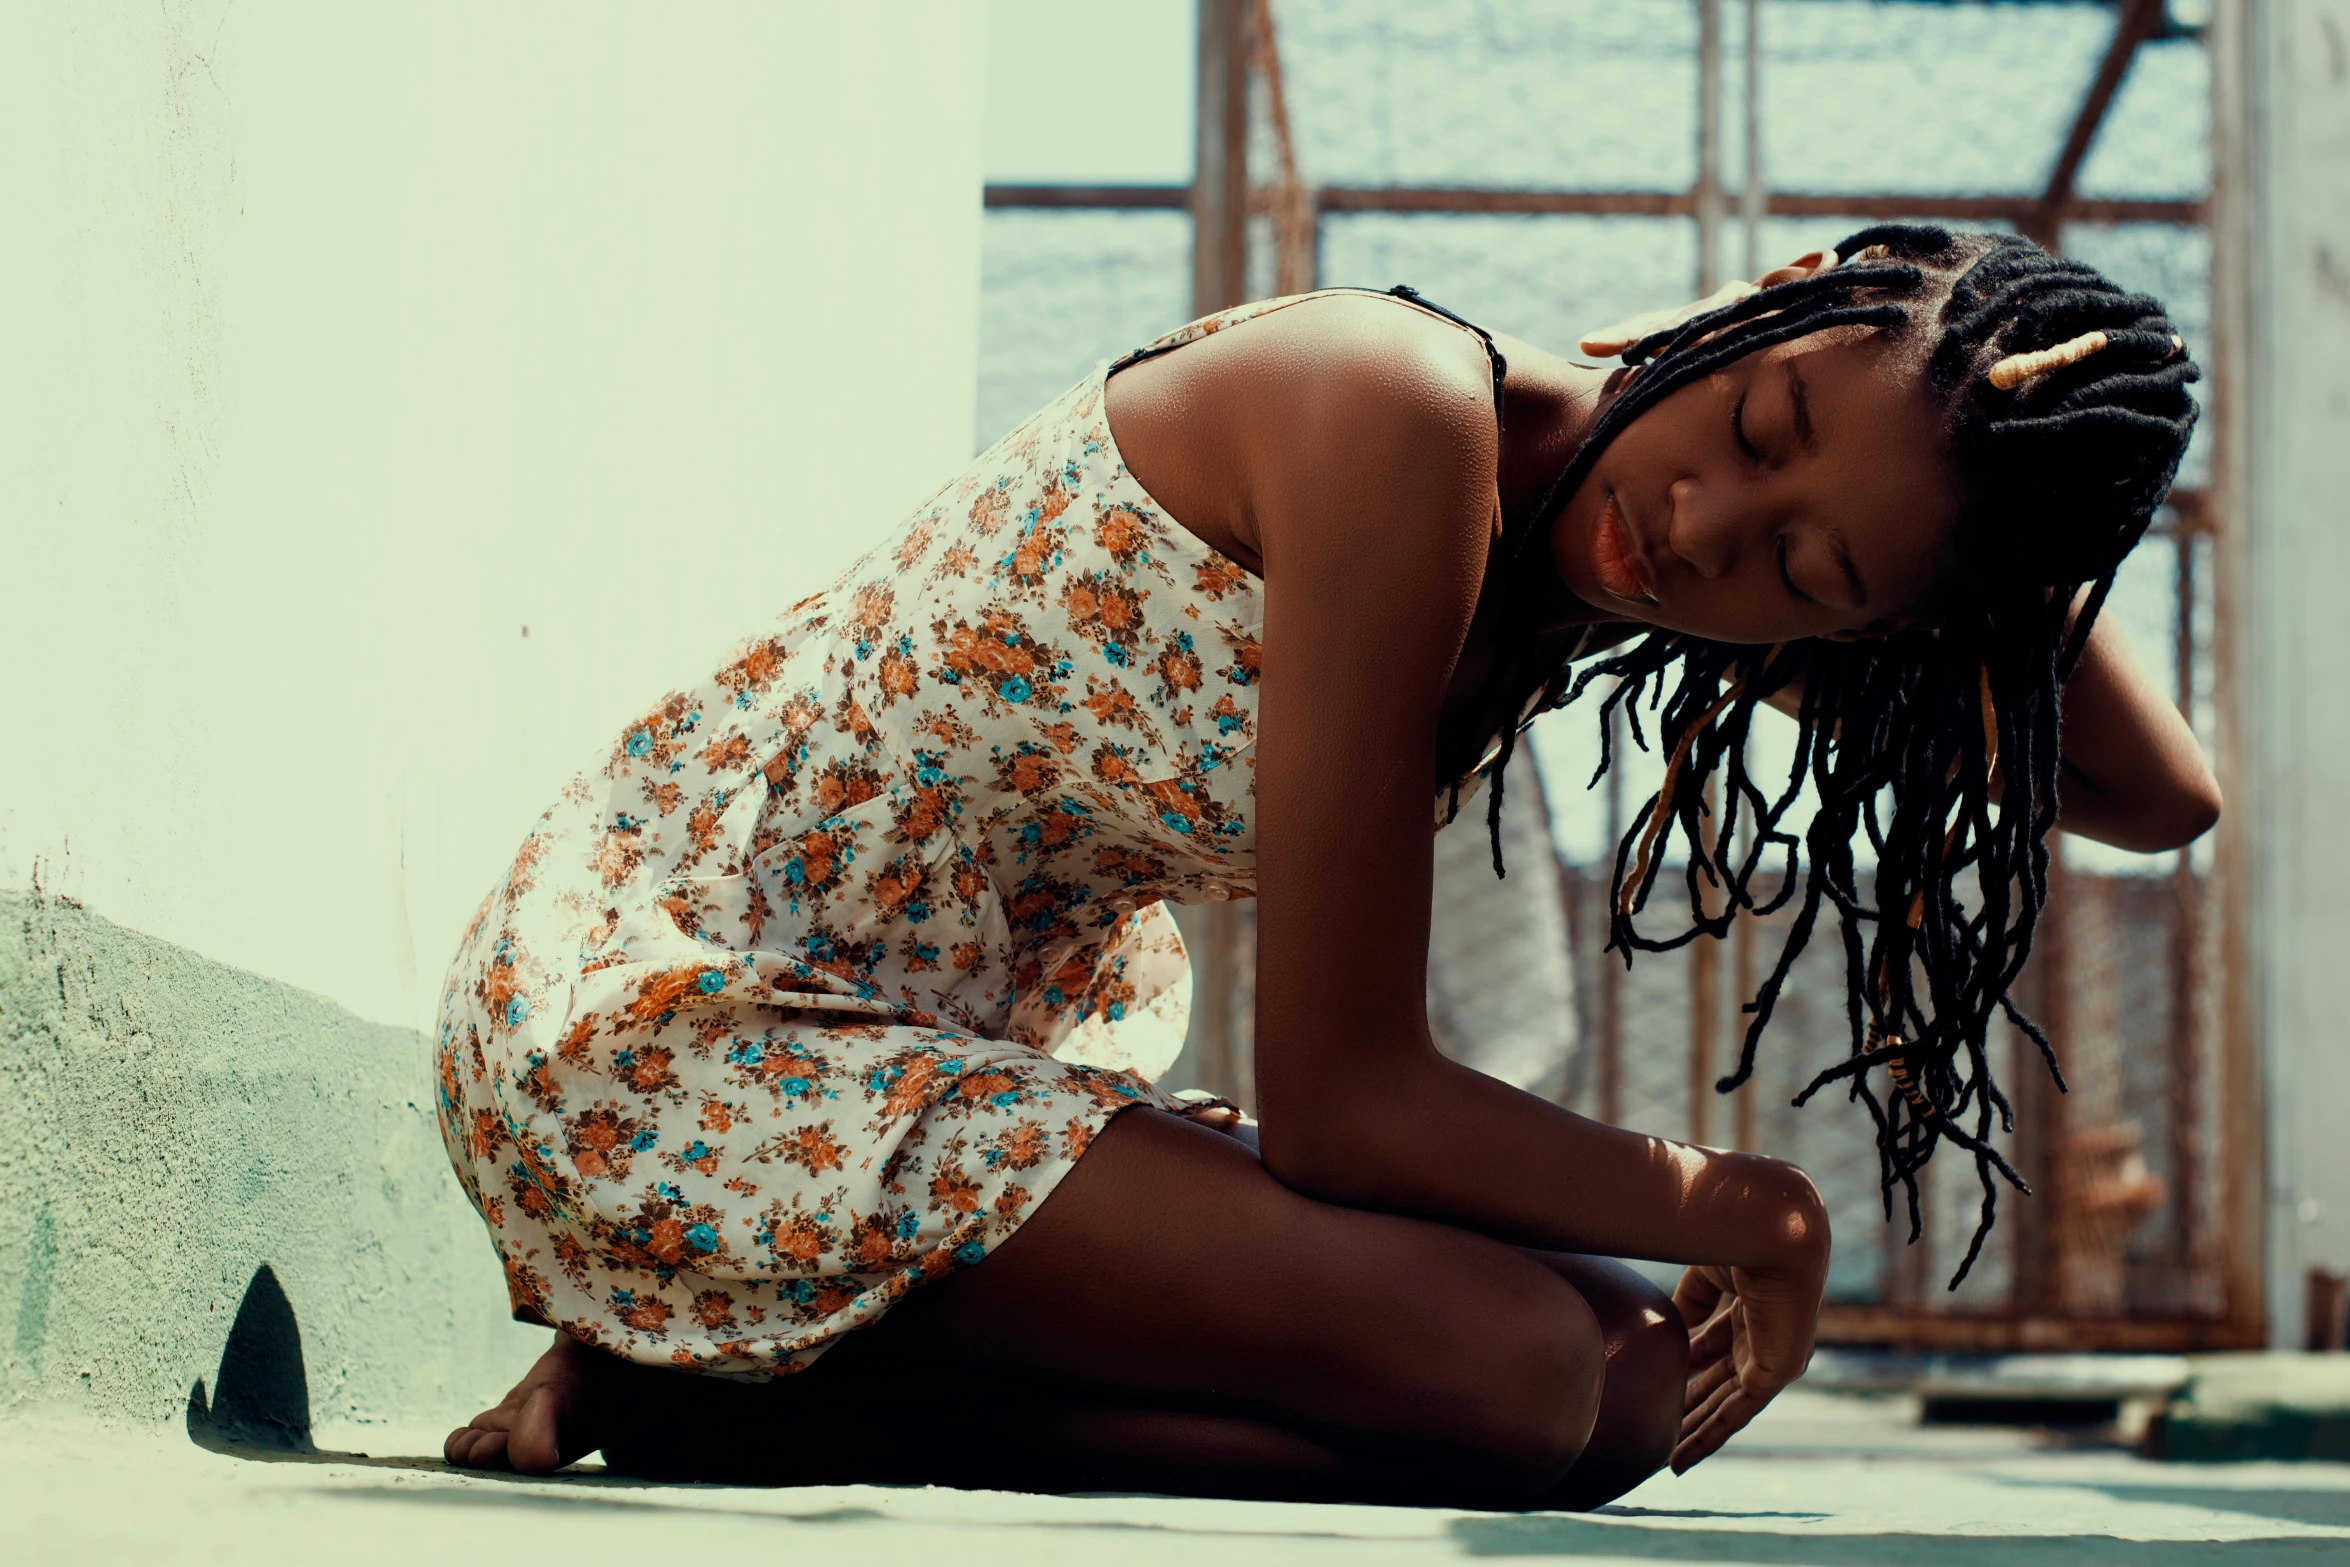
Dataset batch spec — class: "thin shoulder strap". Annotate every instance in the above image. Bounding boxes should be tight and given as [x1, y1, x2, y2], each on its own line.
[1110, 285, 1510, 438]
[1381, 285, 1508, 436]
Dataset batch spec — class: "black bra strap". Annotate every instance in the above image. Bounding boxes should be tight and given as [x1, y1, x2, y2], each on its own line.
[1382, 284, 1508, 437]
[1110, 285, 1509, 439]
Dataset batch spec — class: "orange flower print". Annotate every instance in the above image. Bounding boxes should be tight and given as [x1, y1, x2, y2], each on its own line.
[811, 758, 886, 819]
[714, 636, 789, 701]
[1094, 502, 1152, 568]
[928, 1167, 981, 1215]
[986, 1120, 1047, 1172]
[504, 835, 546, 899]
[1156, 631, 1204, 700]
[934, 539, 980, 579]
[754, 1121, 849, 1176]
[468, 1108, 505, 1161]
[438, 300, 1279, 1380]
[611, 1291, 673, 1338]
[846, 582, 895, 660]
[891, 517, 937, 571]
[849, 1209, 918, 1270]
[1001, 519, 1067, 590]
[699, 732, 752, 773]
[1062, 571, 1152, 673]
[619, 1043, 679, 1096]
[1194, 555, 1251, 600]
[565, 1105, 648, 1182]
[877, 642, 920, 706]
[931, 608, 1068, 715]
[969, 482, 1011, 534]
[758, 1201, 835, 1266]
[612, 691, 703, 774]
[625, 962, 735, 1031]
[994, 744, 1059, 798]
[503, 1251, 552, 1324]
[1223, 630, 1262, 687]
[594, 828, 645, 892]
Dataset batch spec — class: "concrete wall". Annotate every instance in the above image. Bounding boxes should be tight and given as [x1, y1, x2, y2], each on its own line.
[0, 2, 986, 1039]
[0, 890, 541, 1435]
[2243, 0, 2350, 1346]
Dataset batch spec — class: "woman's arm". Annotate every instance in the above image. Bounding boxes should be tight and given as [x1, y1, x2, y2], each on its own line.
[1758, 607, 2218, 852]
[2046, 608, 2220, 851]
[1108, 294, 1829, 1470]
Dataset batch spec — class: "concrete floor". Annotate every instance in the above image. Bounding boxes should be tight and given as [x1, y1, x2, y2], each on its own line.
[12, 1388, 2350, 1566]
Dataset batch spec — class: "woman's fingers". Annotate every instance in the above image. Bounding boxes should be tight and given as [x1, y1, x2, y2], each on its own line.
[1685, 1298, 1737, 1366]
[1673, 1266, 1728, 1332]
[1683, 1350, 1737, 1414]
[1678, 1365, 1741, 1443]
[1672, 1385, 1763, 1474]
[1576, 280, 1761, 357]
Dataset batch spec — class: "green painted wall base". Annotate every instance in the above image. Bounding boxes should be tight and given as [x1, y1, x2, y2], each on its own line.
[0, 890, 539, 1436]
[2154, 1355, 2350, 1461]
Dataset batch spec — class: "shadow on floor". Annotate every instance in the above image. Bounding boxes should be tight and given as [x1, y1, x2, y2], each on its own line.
[180, 1262, 635, 1483]
[186, 1263, 316, 1457]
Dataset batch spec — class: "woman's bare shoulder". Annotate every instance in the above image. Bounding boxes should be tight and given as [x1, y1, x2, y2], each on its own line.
[1108, 293, 1502, 574]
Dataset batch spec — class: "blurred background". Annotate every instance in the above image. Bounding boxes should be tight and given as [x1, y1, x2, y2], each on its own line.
[980, 0, 2230, 1350]
[10, 0, 2350, 1387]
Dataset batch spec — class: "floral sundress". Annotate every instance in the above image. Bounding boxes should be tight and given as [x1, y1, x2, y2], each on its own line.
[434, 288, 1508, 1376]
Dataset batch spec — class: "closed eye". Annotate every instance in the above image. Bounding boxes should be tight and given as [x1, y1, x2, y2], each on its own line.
[1776, 535, 1813, 603]
[1732, 393, 1761, 464]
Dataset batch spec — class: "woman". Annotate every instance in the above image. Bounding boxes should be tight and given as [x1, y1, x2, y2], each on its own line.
[438, 225, 2217, 1507]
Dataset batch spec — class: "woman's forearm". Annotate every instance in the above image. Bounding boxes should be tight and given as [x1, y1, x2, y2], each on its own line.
[1258, 1046, 1828, 1274]
[1757, 614, 2218, 852]
[2046, 610, 2219, 851]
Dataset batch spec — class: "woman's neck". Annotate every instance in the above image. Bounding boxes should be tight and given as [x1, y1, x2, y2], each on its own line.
[1485, 333, 1636, 633]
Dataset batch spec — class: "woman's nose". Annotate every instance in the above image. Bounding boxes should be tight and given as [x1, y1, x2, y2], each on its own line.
[1665, 477, 1746, 581]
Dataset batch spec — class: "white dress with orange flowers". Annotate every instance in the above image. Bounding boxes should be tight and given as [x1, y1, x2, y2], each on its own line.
[432, 294, 1356, 1376]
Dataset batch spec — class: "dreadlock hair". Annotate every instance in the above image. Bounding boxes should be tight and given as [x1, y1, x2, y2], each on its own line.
[1440, 224, 2200, 1286]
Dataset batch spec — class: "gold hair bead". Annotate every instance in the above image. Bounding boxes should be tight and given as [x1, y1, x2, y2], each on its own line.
[1987, 329, 2110, 390]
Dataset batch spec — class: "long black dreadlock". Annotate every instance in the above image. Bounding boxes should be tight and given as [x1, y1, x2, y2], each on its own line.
[1443, 224, 2200, 1285]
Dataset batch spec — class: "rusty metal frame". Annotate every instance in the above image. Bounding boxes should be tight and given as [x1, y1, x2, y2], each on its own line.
[986, 0, 2257, 1349]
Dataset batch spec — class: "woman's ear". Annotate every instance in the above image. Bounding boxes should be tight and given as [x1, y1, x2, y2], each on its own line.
[1752, 249, 1841, 291]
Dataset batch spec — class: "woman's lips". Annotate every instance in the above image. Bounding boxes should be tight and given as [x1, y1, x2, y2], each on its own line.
[1592, 492, 1657, 605]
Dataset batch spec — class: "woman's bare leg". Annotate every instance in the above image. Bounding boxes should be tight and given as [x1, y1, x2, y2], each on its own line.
[449, 1108, 1678, 1508]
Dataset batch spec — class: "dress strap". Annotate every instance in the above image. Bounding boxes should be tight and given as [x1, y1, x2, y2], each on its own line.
[1380, 285, 1508, 436]
[1110, 285, 1510, 441]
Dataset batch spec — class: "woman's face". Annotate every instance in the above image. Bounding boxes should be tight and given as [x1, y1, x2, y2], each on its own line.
[1548, 326, 1963, 645]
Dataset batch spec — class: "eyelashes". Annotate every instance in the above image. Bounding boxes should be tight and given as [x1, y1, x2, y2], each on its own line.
[1776, 534, 1812, 603]
[1744, 392, 1809, 604]
[1732, 392, 1761, 464]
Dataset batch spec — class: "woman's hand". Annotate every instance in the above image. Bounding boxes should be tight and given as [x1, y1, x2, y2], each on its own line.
[1576, 278, 1761, 359]
[1668, 1175, 1831, 1474]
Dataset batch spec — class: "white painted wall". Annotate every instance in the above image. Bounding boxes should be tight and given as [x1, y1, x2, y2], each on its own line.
[0, 3, 985, 1035]
[2248, 0, 2350, 1347]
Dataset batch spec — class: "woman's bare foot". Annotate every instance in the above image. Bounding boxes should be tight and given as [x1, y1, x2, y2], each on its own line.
[444, 1331, 617, 1475]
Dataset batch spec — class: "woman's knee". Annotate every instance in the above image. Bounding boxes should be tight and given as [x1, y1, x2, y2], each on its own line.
[1603, 1289, 1689, 1471]
[1399, 1261, 1609, 1501]
[1535, 1263, 1688, 1510]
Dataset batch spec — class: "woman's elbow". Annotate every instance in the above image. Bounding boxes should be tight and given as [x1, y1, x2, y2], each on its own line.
[2137, 771, 2223, 852]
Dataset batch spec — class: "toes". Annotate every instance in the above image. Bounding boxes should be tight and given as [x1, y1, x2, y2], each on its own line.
[444, 1425, 513, 1471]
[502, 1388, 569, 1475]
